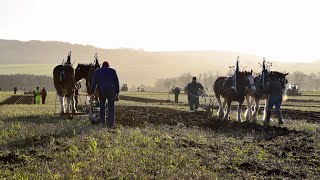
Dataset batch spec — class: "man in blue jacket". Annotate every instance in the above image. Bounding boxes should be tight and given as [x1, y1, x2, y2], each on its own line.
[265, 73, 284, 127]
[91, 61, 119, 127]
[185, 77, 204, 112]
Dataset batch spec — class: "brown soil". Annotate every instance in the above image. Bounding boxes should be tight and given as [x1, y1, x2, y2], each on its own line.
[0, 95, 34, 105]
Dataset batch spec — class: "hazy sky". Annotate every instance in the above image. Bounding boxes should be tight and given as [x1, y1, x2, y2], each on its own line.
[1, 0, 319, 62]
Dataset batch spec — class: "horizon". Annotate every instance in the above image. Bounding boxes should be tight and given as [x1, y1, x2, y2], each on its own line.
[1, 0, 320, 62]
[2, 38, 319, 64]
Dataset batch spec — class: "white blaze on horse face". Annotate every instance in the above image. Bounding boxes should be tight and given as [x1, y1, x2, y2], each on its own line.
[247, 76, 256, 92]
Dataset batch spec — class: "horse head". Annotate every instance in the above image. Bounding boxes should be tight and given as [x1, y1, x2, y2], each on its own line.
[75, 63, 94, 82]
[242, 70, 256, 93]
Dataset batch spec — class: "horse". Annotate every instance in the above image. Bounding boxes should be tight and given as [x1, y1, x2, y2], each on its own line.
[245, 71, 288, 123]
[213, 70, 256, 122]
[53, 64, 76, 115]
[74, 55, 100, 95]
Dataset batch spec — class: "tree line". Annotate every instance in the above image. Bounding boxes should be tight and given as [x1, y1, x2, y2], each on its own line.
[153, 72, 220, 92]
[1, 71, 319, 92]
[0, 74, 54, 91]
[153, 71, 320, 92]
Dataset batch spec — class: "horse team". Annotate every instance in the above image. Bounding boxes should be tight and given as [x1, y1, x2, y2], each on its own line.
[53, 52, 288, 126]
[214, 58, 288, 126]
[53, 52, 100, 116]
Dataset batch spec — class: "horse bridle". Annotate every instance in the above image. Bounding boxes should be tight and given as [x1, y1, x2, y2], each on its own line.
[244, 75, 256, 94]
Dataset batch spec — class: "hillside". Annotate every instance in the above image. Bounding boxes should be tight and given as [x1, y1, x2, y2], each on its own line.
[0, 39, 319, 86]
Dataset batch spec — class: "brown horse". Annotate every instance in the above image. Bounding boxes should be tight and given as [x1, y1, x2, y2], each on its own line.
[74, 54, 100, 95]
[213, 70, 256, 122]
[53, 64, 76, 114]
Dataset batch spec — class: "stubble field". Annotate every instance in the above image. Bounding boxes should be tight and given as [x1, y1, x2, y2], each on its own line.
[0, 91, 319, 179]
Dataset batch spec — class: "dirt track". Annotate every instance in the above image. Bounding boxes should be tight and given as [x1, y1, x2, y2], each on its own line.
[120, 95, 320, 123]
[0, 95, 34, 105]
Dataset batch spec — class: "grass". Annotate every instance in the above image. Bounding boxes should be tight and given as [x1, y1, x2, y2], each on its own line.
[0, 91, 320, 178]
[0, 64, 55, 76]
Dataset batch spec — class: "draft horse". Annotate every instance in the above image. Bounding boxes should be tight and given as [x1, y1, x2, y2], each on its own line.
[74, 54, 100, 95]
[53, 53, 76, 115]
[245, 70, 288, 122]
[213, 68, 256, 122]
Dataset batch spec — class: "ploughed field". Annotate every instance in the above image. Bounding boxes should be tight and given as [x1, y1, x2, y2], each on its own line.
[0, 91, 319, 179]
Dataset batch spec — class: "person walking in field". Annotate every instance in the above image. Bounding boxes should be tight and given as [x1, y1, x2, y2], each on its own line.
[91, 61, 120, 128]
[265, 73, 284, 127]
[34, 87, 41, 105]
[185, 77, 204, 112]
[40, 86, 47, 104]
[173, 86, 180, 103]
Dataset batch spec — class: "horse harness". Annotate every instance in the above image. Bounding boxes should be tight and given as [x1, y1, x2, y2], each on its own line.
[222, 74, 253, 97]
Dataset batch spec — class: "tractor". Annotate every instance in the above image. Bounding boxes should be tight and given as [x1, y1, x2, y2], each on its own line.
[286, 84, 301, 96]
[121, 84, 128, 91]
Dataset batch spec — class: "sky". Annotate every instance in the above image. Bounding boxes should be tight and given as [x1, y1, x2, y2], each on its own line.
[0, 0, 320, 62]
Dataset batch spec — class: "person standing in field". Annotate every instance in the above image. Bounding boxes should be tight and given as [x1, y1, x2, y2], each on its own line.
[265, 73, 284, 127]
[91, 61, 120, 128]
[185, 77, 204, 112]
[40, 86, 47, 104]
[13, 87, 17, 94]
[173, 86, 180, 103]
[34, 87, 41, 105]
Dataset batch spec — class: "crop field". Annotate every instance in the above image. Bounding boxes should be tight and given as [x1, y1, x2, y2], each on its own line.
[0, 91, 319, 179]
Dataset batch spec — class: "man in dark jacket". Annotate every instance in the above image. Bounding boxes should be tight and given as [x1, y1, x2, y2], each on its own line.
[91, 61, 119, 127]
[265, 73, 284, 127]
[173, 87, 180, 103]
[185, 77, 204, 112]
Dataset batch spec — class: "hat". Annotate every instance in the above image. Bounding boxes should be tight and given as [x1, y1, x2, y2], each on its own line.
[102, 61, 109, 67]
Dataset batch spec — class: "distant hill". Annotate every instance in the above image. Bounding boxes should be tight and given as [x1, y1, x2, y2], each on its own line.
[0, 39, 318, 86]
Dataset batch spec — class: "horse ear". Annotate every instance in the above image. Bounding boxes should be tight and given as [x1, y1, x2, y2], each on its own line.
[284, 73, 289, 76]
[250, 70, 253, 74]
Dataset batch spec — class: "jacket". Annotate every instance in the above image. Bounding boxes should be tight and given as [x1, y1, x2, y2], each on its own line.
[185, 82, 204, 96]
[265, 79, 282, 96]
[91, 67, 119, 98]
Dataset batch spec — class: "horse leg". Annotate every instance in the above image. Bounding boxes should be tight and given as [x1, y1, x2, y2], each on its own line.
[71, 96, 76, 114]
[237, 100, 244, 122]
[59, 95, 65, 114]
[66, 97, 71, 114]
[252, 98, 260, 123]
[216, 96, 224, 118]
[244, 95, 252, 122]
[263, 99, 269, 121]
[223, 100, 231, 121]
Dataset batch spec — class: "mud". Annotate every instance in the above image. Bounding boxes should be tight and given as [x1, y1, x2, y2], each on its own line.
[286, 99, 320, 103]
[120, 95, 320, 123]
[0, 152, 26, 164]
[115, 105, 307, 139]
[0, 95, 34, 105]
[119, 95, 172, 103]
[281, 109, 320, 123]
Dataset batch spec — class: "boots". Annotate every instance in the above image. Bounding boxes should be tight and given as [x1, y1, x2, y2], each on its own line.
[276, 111, 283, 127]
[264, 110, 271, 127]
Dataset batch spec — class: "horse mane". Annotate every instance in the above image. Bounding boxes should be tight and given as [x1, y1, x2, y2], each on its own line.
[237, 70, 253, 76]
